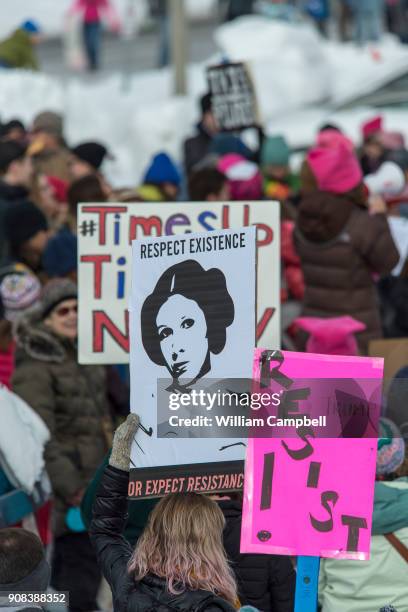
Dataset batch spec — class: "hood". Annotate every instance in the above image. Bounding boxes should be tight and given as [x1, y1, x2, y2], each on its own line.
[0, 556, 50, 594]
[0, 181, 28, 202]
[297, 191, 354, 243]
[14, 308, 68, 364]
[372, 478, 408, 535]
[218, 498, 242, 520]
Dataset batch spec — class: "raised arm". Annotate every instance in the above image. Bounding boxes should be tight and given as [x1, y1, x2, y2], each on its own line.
[89, 415, 139, 595]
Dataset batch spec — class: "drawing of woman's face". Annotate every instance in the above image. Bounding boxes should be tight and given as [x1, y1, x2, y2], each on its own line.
[156, 294, 209, 383]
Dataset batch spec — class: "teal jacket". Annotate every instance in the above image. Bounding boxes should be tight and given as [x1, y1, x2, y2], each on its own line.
[319, 479, 408, 612]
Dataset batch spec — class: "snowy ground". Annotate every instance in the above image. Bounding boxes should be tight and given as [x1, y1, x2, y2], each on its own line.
[1, 15, 408, 186]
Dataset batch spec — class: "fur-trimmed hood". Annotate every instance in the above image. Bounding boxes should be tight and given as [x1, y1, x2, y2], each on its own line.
[14, 308, 74, 364]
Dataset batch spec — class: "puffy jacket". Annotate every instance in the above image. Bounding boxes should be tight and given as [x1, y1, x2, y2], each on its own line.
[319, 479, 408, 612]
[0, 181, 29, 262]
[183, 124, 213, 174]
[89, 465, 237, 612]
[12, 310, 112, 536]
[0, 29, 38, 69]
[295, 192, 399, 353]
[219, 499, 295, 612]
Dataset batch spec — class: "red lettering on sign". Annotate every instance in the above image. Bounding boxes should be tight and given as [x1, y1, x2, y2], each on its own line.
[129, 215, 162, 242]
[81, 254, 111, 299]
[82, 206, 127, 245]
[93, 310, 129, 353]
[256, 308, 276, 341]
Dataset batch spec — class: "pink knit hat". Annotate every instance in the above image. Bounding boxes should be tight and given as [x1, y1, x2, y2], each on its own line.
[307, 142, 363, 194]
[217, 154, 263, 201]
[316, 129, 354, 152]
[295, 316, 366, 356]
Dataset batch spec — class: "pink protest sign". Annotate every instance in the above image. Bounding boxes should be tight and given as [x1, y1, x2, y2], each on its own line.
[241, 349, 384, 561]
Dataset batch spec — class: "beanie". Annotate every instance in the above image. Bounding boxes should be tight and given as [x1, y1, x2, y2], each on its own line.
[0, 273, 41, 322]
[295, 316, 366, 356]
[143, 152, 181, 186]
[0, 141, 26, 173]
[377, 418, 405, 476]
[5, 201, 48, 255]
[21, 20, 41, 34]
[316, 129, 354, 152]
[32, 112, 63, 138]
[71, 142, 110, 171]
[379, 131, 405, 151]
[42, 229, 77, 278]
[307, 142, 363, 194]
[260, 135, 290, 167]
[40, 279, 77, 320]
[209, 133, 253, 160]
[362, 115, 383, 140]
[365, 161, 405, 197]
[217, 154, 263, 201]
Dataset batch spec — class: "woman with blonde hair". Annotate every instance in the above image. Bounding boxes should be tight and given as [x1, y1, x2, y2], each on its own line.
[90, 414, 240, 611]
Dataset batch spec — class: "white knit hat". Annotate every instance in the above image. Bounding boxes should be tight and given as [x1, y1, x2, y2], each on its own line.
[0, 273, 41, 322]
[365, 161, 405, 196]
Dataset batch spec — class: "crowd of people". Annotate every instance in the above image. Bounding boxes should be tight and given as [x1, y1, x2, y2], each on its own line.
[0, 85, 407, 612]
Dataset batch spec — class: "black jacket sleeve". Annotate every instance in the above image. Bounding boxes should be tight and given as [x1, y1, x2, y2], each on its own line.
[269, 555, 296, 612]
[89, 465, 133, 598]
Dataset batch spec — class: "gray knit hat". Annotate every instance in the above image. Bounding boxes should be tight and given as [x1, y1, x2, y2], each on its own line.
[32, 111, 64, 138]
[40, 279, 77, 319]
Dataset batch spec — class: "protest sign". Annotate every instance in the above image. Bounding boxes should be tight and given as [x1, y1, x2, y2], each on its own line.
[78, 201, 280, 364]
[128, 228, 256, 498]
[241, 349, 383, 560]
[207, 62, 259, 131]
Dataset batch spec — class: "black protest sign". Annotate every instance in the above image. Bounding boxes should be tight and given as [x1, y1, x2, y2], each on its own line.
[207, 62, 258, 131]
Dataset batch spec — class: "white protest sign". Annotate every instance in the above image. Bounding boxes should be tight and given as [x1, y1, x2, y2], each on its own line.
[128, 228, 256, 498]
[78, 201, 280, 364]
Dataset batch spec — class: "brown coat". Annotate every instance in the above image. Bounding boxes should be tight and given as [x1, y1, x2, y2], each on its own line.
[294, 192, 399, 353]
[12, 311, 113, 536]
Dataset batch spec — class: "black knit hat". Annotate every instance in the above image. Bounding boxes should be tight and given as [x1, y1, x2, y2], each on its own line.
[71, 142, 111, 170]
[5, 200, 48, 255]
[0, 141, 26, 173]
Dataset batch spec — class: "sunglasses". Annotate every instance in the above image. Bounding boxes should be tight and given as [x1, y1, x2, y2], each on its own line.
[55, 305, 77, 317]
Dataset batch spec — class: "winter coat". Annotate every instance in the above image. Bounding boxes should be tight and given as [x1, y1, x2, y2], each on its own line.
[319, 479, 408, 612]
[219, 499, 295, 612]
[12, 311, 112, 537]
[89, 465, 237, 612]
[0, 385, 49, 493]
[82, 458, 294, 612]
[294, 192, 399, 353]
[0, 181, 29, 262]
[0, 29, 38, 70]
[184, 123, 213, 174]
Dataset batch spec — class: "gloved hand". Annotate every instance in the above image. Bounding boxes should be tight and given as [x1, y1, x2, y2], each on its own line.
[109, 413, 140, 472]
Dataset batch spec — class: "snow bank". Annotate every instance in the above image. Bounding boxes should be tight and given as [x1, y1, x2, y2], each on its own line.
[214, 16, 332, 117]
[1, 15, 408, 187]
[0, 67, 208, 186]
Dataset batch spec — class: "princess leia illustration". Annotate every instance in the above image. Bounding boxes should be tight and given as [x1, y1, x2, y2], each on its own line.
[141, 259, 235, 391]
